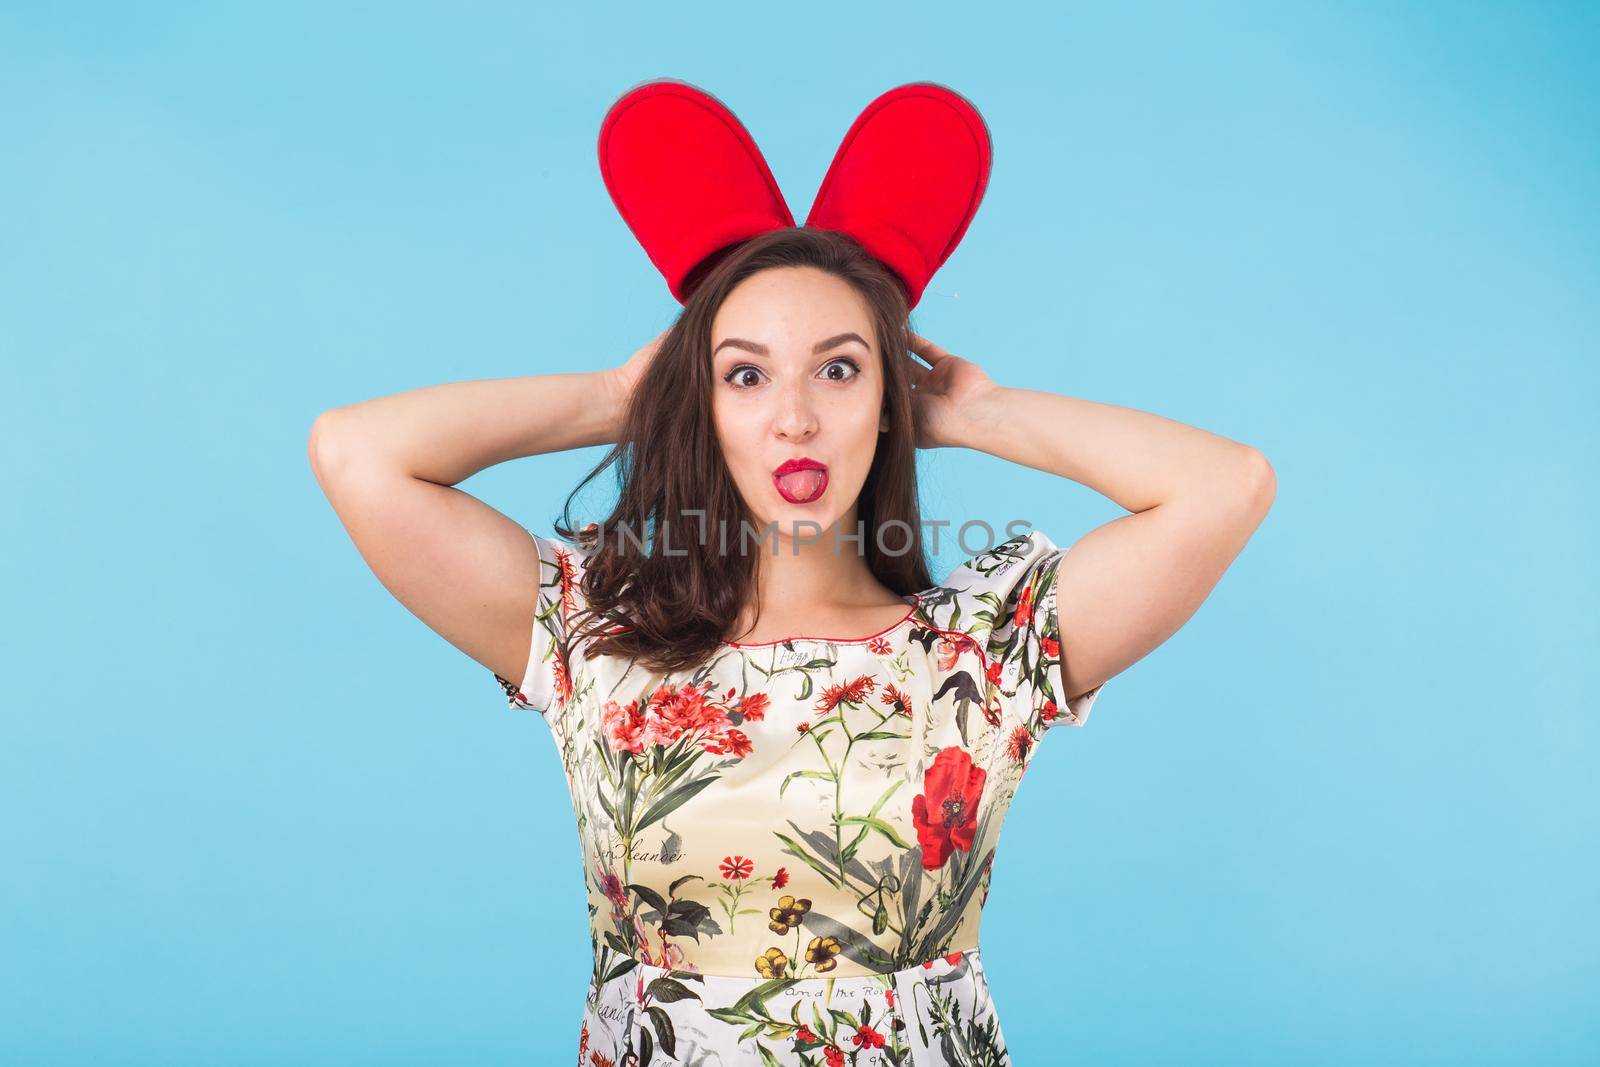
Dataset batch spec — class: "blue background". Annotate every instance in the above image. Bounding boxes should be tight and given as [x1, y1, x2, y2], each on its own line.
[4, 2, 1596, 1064]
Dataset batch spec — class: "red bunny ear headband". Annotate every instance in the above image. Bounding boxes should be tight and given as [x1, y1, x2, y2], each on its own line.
[597, 78, 993, 309]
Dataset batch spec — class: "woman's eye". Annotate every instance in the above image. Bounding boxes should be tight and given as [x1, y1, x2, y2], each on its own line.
[822, 358, 861, 382]
[723, 358, 860, 389]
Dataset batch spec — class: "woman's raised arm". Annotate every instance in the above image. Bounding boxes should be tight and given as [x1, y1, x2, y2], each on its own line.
[907, 333, 1276, 705]
[305, 351, 643, 690]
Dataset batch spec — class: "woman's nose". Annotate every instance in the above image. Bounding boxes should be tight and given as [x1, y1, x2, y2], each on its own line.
[772, 384, 819, 440]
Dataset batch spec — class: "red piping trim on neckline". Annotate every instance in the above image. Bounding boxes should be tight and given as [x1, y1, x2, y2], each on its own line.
[720, 594, 924, 649]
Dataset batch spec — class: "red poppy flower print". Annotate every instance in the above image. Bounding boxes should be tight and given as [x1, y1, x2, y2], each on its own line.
[910, 746, 987, 870]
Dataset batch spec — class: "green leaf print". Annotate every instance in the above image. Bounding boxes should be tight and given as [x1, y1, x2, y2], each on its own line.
[635, 773, 719, 832]
[835, 815, 911, 850]
[645, 1004, 676, 1057]
[644, 975, 701, 1004]
[778, 768, 835, 797]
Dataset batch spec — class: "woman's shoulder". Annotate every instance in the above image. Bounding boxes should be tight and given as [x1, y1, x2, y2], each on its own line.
[914, 528, 1063, 636]
[526, 524, 600, 625]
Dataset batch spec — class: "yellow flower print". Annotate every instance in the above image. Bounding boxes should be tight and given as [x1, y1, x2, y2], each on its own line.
[754, 947, 789, 979]
[805, 934, 841, 973]
[768, 894, 811, 934]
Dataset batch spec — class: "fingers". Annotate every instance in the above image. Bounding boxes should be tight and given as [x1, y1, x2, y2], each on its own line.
[899, 347, 932, 387]
[908, 332, 952, 365]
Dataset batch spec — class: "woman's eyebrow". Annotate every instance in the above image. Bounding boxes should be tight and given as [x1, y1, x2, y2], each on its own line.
[713, 332, 869, 357]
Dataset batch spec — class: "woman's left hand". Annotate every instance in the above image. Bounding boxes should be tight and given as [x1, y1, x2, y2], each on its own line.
[903, 333, 999, 449]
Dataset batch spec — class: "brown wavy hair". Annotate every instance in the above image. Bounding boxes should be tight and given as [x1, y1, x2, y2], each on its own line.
[552, 226, 934, 673]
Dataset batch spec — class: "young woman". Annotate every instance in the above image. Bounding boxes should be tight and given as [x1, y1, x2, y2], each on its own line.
[309, 226, 1274, 1064]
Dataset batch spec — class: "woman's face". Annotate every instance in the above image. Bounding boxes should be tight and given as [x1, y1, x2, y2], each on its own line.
[710, 266, 889, 541]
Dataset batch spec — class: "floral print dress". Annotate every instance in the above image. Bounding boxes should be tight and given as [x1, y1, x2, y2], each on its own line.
[493, 529, 1104, 1067]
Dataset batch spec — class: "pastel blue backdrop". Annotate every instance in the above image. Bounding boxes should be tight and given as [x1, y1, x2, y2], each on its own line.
[4, 2, 1595, 1064]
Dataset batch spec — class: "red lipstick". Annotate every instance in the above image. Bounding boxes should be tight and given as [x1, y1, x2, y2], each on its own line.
[773, 457, 829, 504]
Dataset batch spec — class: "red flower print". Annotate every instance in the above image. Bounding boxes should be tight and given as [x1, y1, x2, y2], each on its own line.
[719, 855, 754, 881]
[1041, 699, 1058, 723]
[935, 636, 961, 671]
[985, 660, 1004, 687]
[553, 653, 573, 708]
[554, 547, 580, 620]
[885, 987, 895, 1008]
[868, 636, 891, 656]
[882, 683, 912, 717]
[736, 692, 770, 723]
[704, 728, 752, 758]
[815, 674, 877, 715]
[851, 1024, 886, 1049]
[796, 722, 811, 733]
[648, 681, 723, 743]
[596, 866, 627, 909]
[1006, 725, 1033, 765]
[824, 1046, 845, 1067]
[770, 866, 789, 890]
[602, 699, 648, 753]
[910, 747, 987, 870]
[599, 681, 760, 759]
[1013, 583, 1035, 630]
[1042, 634, 1059, 659]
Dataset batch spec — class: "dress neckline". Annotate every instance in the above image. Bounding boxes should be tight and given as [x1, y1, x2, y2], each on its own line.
[719, 594, 923, 649]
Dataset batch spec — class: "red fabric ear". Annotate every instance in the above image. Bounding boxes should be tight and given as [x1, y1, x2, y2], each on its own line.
[598, 78, 794, 304]
[805, 82, 993, 310]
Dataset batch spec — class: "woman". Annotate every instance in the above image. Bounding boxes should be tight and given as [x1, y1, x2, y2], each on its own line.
[308, 225, 1274, 1064]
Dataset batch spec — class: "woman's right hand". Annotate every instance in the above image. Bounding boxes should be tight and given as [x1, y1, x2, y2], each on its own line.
[605, 329, 669, 419]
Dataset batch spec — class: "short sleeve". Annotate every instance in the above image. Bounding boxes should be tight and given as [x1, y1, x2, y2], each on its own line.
[944, 529, 1104, 739]
[492, 530, 590, 721]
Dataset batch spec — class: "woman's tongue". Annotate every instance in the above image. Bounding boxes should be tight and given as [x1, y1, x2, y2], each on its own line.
[776, 468, 826, 501]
